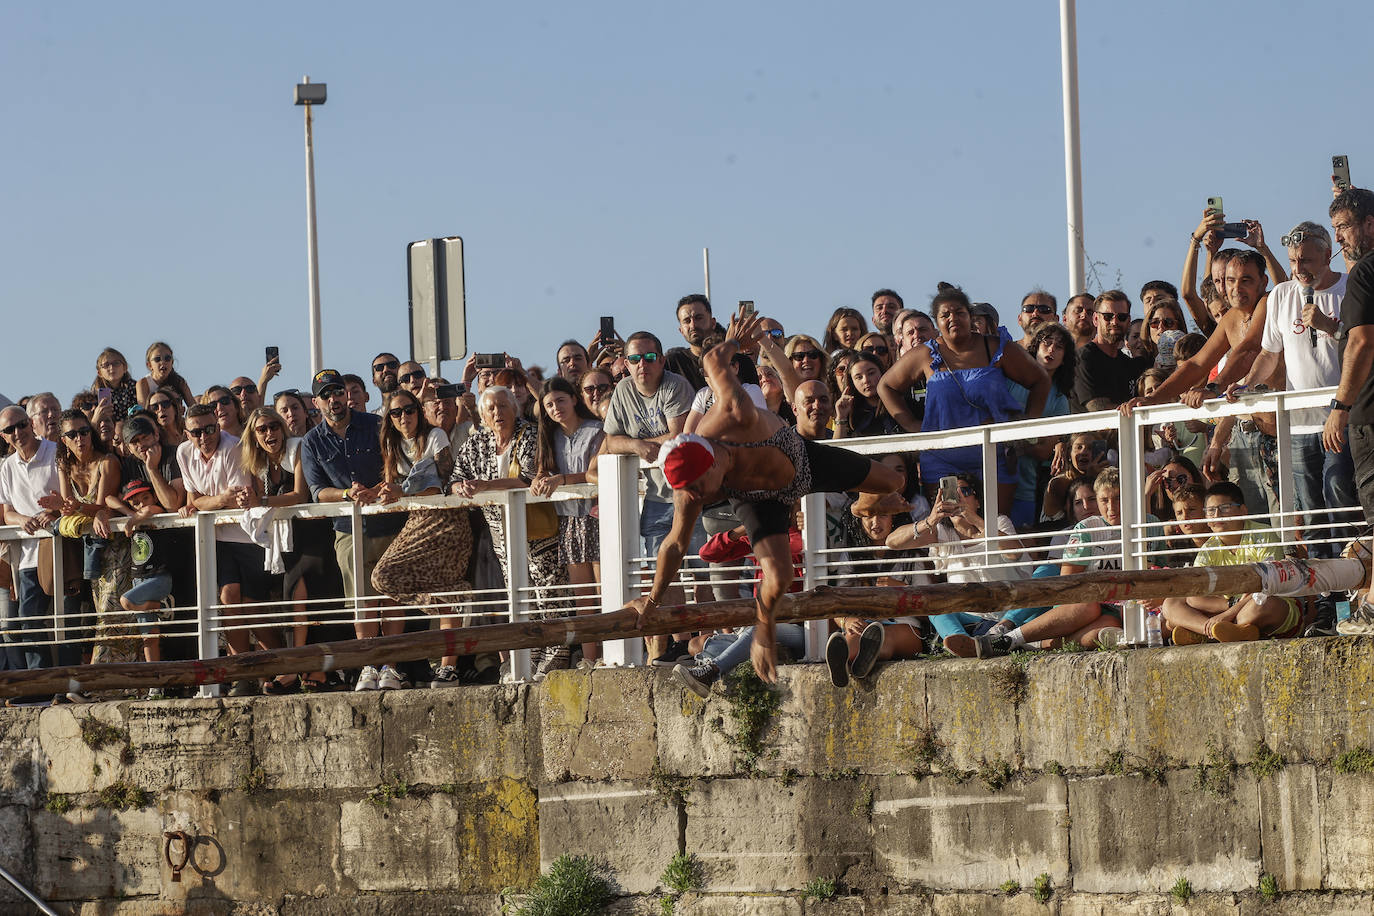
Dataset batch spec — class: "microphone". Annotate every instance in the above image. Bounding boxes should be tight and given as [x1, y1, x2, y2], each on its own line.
[1302, 285, 1316, 348]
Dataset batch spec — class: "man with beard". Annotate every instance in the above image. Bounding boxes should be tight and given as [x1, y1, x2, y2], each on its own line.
[1072, 290, 1150, 411]
[1016, 289, 1058, 351]
[1218, 221, 1350, 635]
[369, 352, 401, 414]
[1323, 188, 1374, 633]
[871, 289, 903, 336]
[663, 294, 721, 392]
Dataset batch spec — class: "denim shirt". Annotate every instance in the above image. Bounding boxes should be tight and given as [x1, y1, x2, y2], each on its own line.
[300, 410, 403, 536]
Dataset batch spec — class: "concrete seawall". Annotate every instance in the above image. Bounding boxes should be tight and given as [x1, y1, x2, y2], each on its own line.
[3, 638, 1374, 914]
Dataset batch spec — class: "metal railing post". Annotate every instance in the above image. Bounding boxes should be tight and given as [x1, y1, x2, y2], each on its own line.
[1117, 408, 1146, 643]
[598, 454, 644, 666]
[981, 427, 998, 570]
[800, 492, 827, 661]
[1273, 394, 1295, 539]
[48, 531, 66, 654]
[502, 489, 532, 681]
[194, 512, 221, 698]
[350, 501, 366, 612]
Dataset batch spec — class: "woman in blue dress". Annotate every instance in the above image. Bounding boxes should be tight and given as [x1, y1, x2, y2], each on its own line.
[877, 285, 1050, 509]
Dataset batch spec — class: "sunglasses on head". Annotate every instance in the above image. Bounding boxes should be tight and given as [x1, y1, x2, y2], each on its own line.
[790, 350, 823, 362]
[230, 383, 257, 396]
[582, 383, 612, 396]
[373, 359, 400, 373]
[398, 370, 426, 384]
[187, 424, 219, 439]
[210, 395, 235, 408]
[0, 418, 30, 436]
[625, 353, 659, 364]
[388, 404, 418, 419]
[62, 427, 93, 440]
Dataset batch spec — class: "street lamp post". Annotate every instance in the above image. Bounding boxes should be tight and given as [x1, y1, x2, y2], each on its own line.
[294, 76, 327, 375]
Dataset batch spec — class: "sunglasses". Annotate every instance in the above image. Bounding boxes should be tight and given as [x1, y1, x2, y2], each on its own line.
[861, 345, 890, 357]
[957, 485, 977, 497]
[187, 424, 219, 439]
[372, 360, 400, 373]
[1021, 304, 1054, 315]
[318, 387, 346, 400]
[230, 383, 257, 396]
[0, 418, 30, 436]
[1204, 502, 1244, 517]
[150, 355, 173, 364]
[253, 421, 283, 435]
[1150, 318, 1179, 328]
[625, 353, 659, 364]
[1097, 311, 1131, 322]
[398, 370, 426, 384]
[388, 404, 419, 419]
[210, 395, 236, 408]
[62, 427, 93, 440]
[1164, 473, 1191, 487]
[149, 400, 176, 412]
[766, 328, 785, 339]
[582, 383, 612, 396]
[790, 350, 823, 362]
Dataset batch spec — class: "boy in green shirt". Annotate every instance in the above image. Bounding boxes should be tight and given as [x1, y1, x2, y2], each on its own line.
[1161, 481, 1302, 643]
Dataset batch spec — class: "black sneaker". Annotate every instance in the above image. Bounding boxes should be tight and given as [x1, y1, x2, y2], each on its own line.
[430, 665, 461, 688]
[825, 632, 850, 688]
[1304, 595, 1339, 638]
[650, 639, 692, 668]
[973, 632, 1014, 659]
[672, 660, 720, 699]
[850, 623, 886, 679]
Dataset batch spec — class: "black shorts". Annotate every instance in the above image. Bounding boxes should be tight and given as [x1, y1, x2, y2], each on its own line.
[1351, 424, 1374, 527]
[804, 437, 875, 495]
[727, 439, 874, 544]
[215, 540, 272, 599]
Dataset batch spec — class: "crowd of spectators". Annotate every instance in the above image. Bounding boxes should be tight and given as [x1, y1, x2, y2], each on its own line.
[2, 188, 1373, 703]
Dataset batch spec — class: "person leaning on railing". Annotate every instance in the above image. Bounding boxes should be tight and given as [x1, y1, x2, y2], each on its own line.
[878, 285, 1049, 510]
[367, 388, 475, 688]
[449, 384, 572, 680]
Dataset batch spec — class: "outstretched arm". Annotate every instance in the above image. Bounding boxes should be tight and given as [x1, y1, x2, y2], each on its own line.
[702, 305, 769, 428]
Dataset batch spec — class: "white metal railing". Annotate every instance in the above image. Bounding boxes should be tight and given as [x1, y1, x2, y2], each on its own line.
[0, 384, 1359, 688]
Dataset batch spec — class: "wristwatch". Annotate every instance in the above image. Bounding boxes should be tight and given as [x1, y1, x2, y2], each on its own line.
[1330, 399, 1352, 412]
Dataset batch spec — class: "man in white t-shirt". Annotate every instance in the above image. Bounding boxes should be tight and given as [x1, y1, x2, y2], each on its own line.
[177, 403, 279, 665]
[1222, 220, 1353, 634]
[0, 404, 70, 672]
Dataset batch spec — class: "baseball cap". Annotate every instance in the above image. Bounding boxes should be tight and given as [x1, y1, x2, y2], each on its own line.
[121, 479, 153, 501]
[121, 415, 158, 443]
[312, 369, 345, 397]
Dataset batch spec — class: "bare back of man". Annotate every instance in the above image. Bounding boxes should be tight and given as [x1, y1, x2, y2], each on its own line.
[629, 306, 901, 683]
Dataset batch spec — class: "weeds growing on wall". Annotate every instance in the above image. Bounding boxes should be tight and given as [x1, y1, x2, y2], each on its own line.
[723, 665, 781, 772]
[513, 854, 614, 916]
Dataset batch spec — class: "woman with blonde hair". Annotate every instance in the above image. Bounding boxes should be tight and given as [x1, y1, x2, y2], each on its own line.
[783, 334, 831, 385]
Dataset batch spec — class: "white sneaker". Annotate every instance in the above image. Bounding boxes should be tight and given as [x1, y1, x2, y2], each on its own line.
[354, 665, 381, 691]
[377, 664, 408, 690]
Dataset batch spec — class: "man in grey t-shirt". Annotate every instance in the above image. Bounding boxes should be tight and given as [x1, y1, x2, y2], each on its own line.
[602, 331, 695, 555]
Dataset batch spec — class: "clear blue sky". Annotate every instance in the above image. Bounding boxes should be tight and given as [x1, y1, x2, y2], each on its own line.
[4, 1, 1370, 402]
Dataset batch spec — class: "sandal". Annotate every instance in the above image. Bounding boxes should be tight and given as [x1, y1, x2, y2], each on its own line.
[299, 676, 328, 692]
[262, 677, 299, 696]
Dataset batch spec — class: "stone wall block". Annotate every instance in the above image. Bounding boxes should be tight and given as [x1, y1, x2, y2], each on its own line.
[537, 779, 679, 894]
[253, 693, 382, 790]
[32, 804, 163, 900]
[685, 777, 871, 893]
[1258, 764, 1324, 891]
[871, 774, 1068, 891]
[1067, 771, 1260, 893]
[540, 668, 657, 783]
[381, 684, 530, 786]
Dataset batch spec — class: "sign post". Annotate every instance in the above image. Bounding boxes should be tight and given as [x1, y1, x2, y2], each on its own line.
[408, 237, 467, 376]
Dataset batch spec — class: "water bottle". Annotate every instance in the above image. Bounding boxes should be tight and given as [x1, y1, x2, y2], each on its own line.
[1145, 608, 1163, 647]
